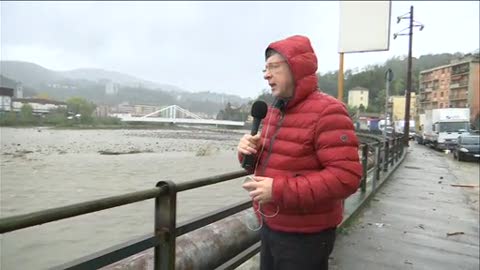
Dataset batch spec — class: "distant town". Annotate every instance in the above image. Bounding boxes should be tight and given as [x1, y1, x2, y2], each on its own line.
[0, 52, 478, 132]
[346, 53, 479, 138]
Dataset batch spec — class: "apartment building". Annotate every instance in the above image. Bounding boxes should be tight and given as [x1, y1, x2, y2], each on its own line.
[418, 54, 479, 123]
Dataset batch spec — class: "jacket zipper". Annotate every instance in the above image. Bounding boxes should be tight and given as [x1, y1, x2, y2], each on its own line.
[259, 110, 285, 176]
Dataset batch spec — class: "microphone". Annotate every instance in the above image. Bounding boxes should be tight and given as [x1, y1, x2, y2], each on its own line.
[242, 100, 268, 170]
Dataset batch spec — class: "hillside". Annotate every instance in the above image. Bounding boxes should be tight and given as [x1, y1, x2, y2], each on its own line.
[0, 61, 63, 87]
[60, 68, 160, 89]
[0, 61, 250, 115]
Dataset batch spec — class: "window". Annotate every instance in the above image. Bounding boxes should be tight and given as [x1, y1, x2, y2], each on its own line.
[441, 92, 444, 97]
[440, 103, 443, 108]
[433, 93, 437, 98]
[360, 97, 363, 101]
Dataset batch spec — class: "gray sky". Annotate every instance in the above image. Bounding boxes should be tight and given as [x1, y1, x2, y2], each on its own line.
[1, 1, 479, 98]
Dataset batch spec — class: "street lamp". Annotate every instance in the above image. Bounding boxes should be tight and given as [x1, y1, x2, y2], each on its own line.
[384, 69, 394, 141]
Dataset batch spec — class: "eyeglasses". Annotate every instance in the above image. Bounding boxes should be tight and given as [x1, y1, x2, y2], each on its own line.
[262, 60, 287, 74]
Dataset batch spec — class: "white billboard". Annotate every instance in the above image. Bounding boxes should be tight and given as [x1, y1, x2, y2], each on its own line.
[338, 1, 392, 53]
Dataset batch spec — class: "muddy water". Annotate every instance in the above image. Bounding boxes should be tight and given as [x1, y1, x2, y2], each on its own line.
[0, 127, 252, 270]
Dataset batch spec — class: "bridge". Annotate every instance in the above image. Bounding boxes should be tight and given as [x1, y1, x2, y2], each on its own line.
[112, 105, 245, 127]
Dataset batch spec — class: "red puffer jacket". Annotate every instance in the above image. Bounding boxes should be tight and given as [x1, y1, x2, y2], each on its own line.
[241, 35, 362, 233]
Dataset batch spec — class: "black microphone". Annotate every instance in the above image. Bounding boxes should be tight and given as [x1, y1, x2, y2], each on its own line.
[242, 100, 268, 170]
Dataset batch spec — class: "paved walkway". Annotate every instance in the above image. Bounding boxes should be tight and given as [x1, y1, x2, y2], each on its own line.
[331, 143, 480, 270]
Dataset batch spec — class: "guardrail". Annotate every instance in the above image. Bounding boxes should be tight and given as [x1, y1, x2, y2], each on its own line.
[0, 133, 406, 270]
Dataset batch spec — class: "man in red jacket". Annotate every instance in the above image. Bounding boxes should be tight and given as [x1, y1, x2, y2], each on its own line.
[238, 35, 362, 270]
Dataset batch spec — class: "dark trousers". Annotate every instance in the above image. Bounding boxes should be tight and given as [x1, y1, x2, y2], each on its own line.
[260, 225, 336, 270]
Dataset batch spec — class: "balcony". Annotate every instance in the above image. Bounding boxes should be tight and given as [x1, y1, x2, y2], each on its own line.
[423, 87, 433, 92]
[449, 95, 468, 101]
[451, 70, 469, 76]
[421, 78, 432, 83]
[450, 81, 468, 89]
[451, 66, 469, 75]
[450, 73, 466, 80]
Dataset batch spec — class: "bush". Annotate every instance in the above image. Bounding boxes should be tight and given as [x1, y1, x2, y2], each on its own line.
[0, 112, 18, 126]
[94, 116, 122, 125]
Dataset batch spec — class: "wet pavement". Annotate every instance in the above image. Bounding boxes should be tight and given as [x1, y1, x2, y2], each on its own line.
[330, 143, 480, 270]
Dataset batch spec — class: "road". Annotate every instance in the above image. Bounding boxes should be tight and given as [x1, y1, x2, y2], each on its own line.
[330, 142, 479, 270]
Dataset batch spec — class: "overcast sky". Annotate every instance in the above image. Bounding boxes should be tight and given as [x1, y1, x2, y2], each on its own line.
[2, 1, 479, 98]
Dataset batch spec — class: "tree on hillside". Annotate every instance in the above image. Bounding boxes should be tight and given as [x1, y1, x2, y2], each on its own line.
[20, 104, 34, 123]
[35, 92, 50, 99]
[256, 89, 275, 105]
[346, 105, 358, 118]
[372, 89, 386, 114]
[216, 102, 248, 121]
[358, 104, 366, 113]
[66, 97, 96, 123]
[317, 72, 338, 97]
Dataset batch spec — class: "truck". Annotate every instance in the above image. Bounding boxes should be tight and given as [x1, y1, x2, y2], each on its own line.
[394, 120, 415, 139]
[415, 114, 426, 144]
[368, 118, 380, 133]
[356, 117, 369, 131]
[423, 108, 470, 150]
[378, 118, 392, 131]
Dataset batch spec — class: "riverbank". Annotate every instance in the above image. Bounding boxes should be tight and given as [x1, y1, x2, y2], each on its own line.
[1, 122, 247, 130]
[0, 127, 249, 270]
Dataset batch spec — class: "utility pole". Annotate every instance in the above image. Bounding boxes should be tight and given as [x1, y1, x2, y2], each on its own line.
[394, 5, 424, 146]
[404, 6, 414, 146]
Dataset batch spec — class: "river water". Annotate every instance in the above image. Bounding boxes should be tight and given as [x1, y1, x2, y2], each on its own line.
[0, 127, 252, 270]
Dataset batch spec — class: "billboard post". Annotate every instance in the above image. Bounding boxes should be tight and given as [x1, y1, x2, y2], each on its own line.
[338, 53, 344, 101]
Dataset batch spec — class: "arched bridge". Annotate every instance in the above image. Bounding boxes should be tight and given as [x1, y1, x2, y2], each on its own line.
[113, 105, 245, 127]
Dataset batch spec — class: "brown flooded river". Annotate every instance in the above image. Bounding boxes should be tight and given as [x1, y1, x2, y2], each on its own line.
[0, 127, 252, 270]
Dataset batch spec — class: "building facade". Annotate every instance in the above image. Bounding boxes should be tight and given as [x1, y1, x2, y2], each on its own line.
[348, 87, 369, 109]
[0, 87, 14, 112]
[390, 92, 416, 121]
[418, 54, 479, 124]
[134, 104, 160, 116]
[11, 98, 67, 114]
[418, 64, 452, 112]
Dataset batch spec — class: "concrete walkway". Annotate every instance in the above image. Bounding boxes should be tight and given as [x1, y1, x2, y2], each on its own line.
[330, 143, 479, 270]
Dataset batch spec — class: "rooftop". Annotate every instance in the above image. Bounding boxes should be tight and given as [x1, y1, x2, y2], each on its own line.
[0, 87, 14, 97]
[12, 98, 67, 106]
[349, 87, 369, 92]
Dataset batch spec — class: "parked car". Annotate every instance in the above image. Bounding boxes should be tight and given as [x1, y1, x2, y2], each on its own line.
[453, 134, 480, 161]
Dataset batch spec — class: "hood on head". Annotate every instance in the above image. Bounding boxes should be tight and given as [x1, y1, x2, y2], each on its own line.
[266, 35, 319, 108]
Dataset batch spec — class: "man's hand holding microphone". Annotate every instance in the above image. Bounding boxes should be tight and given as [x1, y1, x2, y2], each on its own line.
[237, 134, 261, 156]
[238, 101, 274, 204]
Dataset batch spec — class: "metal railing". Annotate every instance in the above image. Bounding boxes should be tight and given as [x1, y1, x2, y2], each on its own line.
[450, 81, 469, 89]
[0, 133, 406, 270]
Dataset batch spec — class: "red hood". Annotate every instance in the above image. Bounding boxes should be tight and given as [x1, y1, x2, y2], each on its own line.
[266, 35, 319, 109]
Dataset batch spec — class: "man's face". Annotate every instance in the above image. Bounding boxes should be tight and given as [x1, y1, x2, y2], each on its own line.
[263, 53, 295, 98]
